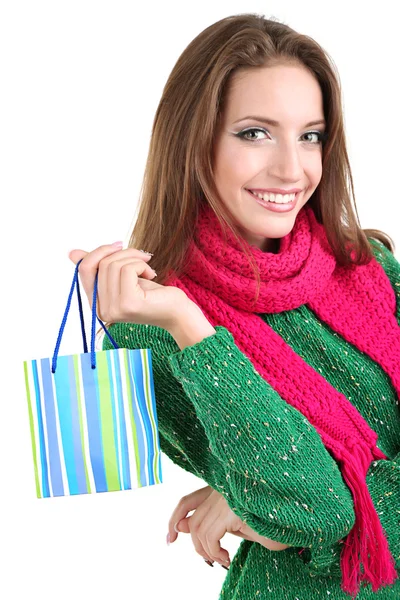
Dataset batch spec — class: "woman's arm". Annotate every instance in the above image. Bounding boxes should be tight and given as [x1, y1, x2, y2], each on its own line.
[166, 304, 295, 555]
[165, 319, 355, 548]
[234, 523, 291, 551]
[104, 319, 355, 553]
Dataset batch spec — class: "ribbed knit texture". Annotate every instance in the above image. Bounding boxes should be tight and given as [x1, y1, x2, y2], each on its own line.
[103, 225, 400, 599]
[164, 203, 398, 597]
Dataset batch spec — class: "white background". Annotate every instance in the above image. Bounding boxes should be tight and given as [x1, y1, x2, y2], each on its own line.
[1, 1, 399, 599]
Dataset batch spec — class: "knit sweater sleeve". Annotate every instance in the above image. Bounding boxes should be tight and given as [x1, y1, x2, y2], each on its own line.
[103, 321, 355, 553]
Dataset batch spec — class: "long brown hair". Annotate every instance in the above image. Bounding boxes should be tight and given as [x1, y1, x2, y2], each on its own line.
[97, 12, 395, 340]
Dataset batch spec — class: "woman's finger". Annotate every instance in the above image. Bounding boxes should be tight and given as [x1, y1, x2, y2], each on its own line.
[70, 244, 153, 313]
[99, 256, 156, 322]
[196, 513, 231, 566]
[175, 517, 191, 534]
[176, 515, 253, 542]
[167, 486, 213, 545]
[175, 516, 217, 563]
[186, 511, 217, 564]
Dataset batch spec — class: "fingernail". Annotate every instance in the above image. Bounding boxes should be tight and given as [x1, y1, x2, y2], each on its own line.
[139, 249, 154, 256]
[112, 241, 123, 247]
[221, 565, 229, 570]
[204, 559, 214, 567]
[166, 532, 170, 546]
[173, 523, 179, 533]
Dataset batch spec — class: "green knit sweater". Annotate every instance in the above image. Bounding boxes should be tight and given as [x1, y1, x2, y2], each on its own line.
[103, 241, 400, 599]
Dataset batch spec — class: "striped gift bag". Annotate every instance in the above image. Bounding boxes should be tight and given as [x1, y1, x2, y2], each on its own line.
[22, 258, 163, 498]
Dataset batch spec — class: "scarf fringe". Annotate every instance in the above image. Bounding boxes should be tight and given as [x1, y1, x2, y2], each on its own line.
[339, 446, 398, 597]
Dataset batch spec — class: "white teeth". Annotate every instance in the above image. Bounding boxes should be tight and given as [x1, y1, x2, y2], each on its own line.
[249, 190, 296, 203]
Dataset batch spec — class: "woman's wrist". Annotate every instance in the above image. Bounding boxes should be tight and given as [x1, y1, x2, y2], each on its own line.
[168, 300, 216, 350]
[240, 524, 291, 551]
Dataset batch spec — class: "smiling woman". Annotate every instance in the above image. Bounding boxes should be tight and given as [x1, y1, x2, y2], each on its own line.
[98, 12, 399, 600]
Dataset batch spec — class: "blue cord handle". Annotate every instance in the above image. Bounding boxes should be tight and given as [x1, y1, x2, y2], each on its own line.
[51, 258, 120, 373]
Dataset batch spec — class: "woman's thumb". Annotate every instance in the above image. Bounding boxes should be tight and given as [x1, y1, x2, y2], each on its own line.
[68, 249, 88, 265]
[174, 518, 190, 534]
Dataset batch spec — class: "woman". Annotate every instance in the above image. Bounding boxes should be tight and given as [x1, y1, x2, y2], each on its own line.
[69, 13, 400, 599]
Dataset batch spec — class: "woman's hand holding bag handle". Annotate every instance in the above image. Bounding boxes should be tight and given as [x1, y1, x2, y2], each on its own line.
[68, 242, 190, 330]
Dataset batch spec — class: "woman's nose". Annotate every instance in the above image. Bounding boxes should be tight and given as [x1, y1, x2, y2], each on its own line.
[267, 144, 304, 182]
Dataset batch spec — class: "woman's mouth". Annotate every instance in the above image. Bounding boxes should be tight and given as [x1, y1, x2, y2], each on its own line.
[245, 189, 300, 213]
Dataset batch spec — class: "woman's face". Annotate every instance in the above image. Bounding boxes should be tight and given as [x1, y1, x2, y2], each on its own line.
[212, 64, 326, 252]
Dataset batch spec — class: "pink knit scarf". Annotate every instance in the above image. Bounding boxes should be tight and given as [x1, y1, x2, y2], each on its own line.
[166, 202, 399, 597]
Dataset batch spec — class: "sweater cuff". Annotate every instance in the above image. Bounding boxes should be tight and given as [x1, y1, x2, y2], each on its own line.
[168, 325, 236, 372]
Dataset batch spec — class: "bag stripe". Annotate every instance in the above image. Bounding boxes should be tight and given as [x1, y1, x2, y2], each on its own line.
[80, 352, 107, 492]
[76, 355, 95, 494]
[27, 359, 43, 497]
[49, 356, 70, 496]
[37, 360, 54, 497]
[133, 351, 151, 486]
[108, 354, 122, 489]
[107, 351, 124, 489]
[147, 350, 163, 484]
[32, 360, 50, 497]
[53, 357, 79, 494]
[39, 358, 63, 496]
[114, 350, 132, 490]
[127, 350, 148, 487]
[23, 361, 41, 498]
[96, 351, 120, 491]
[132, 350, 153, 486]
[138, 349, 162, 485]
[73, 355, 92, 494]
[68, 355, 89, 494]
[120, 350, 139, 488]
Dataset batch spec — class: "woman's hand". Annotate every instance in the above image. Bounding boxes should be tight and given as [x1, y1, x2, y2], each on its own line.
[167, 486, 291, 568]
[68, 243, 189, 330]
[167, 485, 241, 567]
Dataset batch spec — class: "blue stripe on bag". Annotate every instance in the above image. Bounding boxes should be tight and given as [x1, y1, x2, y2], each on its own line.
[32, 360, 50, 497]
[112, 350, 131, 490]
[127, 352, 148, 487]
[53, 356, 79, 495]
[141, 349, 158, 487]
[106, 351, 122, 490]
[41, 358, 64, 496]
[147, 350, 163, 484]
[67, 355, 88, 495]
[80, 352, 107, 493]
[132, 350, 157, 487]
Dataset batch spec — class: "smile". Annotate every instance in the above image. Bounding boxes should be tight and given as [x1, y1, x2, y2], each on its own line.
[245, 189, 300, 213]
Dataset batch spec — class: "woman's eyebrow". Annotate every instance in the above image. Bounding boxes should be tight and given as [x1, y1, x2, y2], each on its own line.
[233, 116, 326, 128]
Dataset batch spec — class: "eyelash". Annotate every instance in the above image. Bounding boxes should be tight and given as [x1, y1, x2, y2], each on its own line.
[235, 127, 328, 145]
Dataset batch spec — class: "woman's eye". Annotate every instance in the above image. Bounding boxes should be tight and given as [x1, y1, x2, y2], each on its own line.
[237, 128, 269, 141]
[236, 128, 326, 144]
[302, 131, 324, 144]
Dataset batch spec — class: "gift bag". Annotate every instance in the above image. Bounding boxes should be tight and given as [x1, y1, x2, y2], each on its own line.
[22, 258, 163, 498]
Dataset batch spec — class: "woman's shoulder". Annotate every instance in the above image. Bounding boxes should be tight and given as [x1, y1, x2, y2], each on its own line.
[368, 238, 400, 293]
[368, 238, 399, 271]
